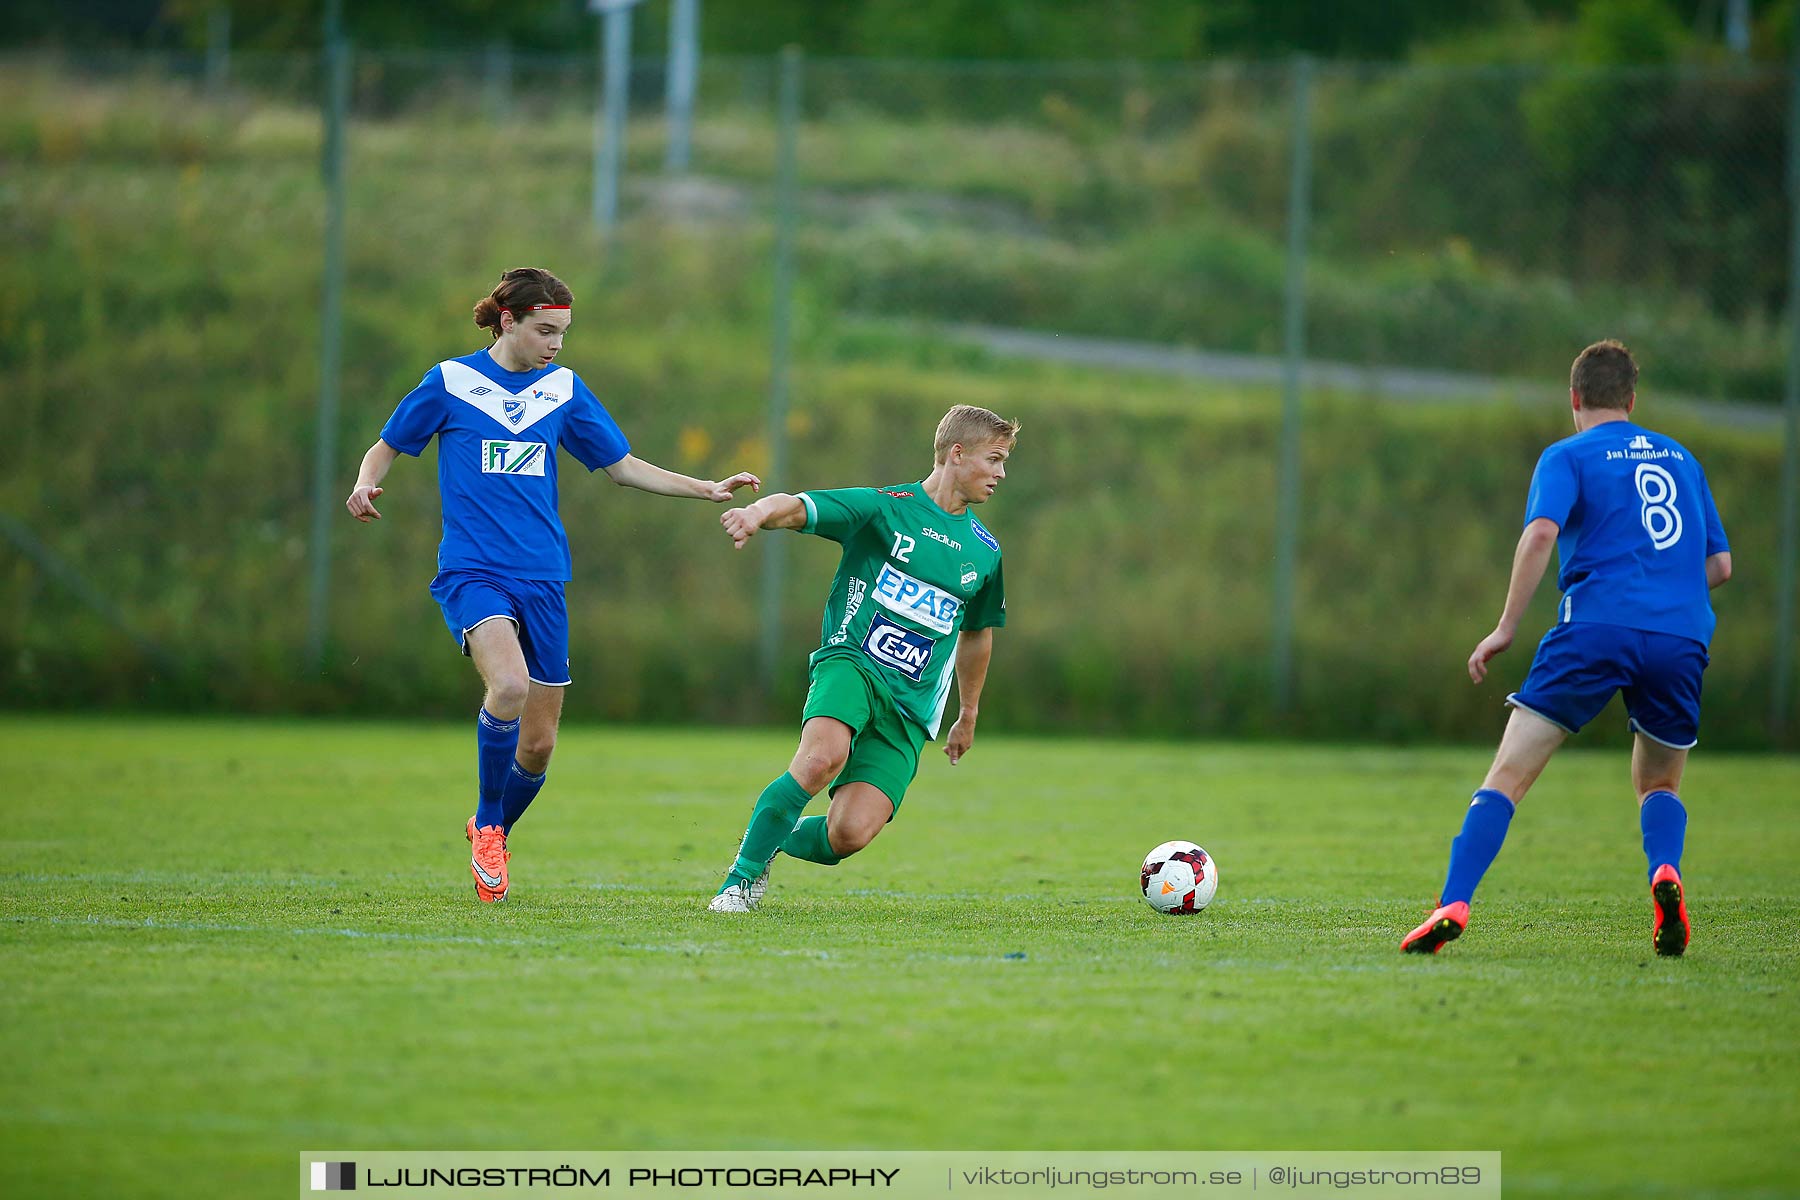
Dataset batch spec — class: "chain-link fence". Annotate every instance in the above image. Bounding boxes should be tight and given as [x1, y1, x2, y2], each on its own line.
[2, 48, 1795, 746]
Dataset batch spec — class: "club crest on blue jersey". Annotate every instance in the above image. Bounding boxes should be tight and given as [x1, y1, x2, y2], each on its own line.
[862, 613, 934, 680]
[504, 399, 526, 426]
[873, 562, 961, 635]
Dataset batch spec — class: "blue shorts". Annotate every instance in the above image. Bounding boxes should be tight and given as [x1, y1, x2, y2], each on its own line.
[427, 569, 572, 686]
[1508, 622, 1708, 749]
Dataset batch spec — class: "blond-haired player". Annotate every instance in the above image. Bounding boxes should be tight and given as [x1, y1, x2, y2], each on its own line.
[707, 405, 1019, 911]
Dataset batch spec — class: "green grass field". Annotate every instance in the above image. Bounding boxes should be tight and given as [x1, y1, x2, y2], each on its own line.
[3, 716, 1796, 1198]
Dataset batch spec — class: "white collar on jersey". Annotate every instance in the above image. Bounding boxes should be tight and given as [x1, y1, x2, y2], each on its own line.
[440, 359, 574, 435]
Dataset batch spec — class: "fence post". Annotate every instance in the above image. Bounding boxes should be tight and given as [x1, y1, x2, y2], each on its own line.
[593, 1, 634, 232]
[666, 0, 699, 172]
[759, 46, 802, 696]
[306, 2, 350, 675]
[484, 38, 512, 121]
[205, 5, 230, 100]
[1775, 42, 1800, 745]
[1271, 54, 1314, 717]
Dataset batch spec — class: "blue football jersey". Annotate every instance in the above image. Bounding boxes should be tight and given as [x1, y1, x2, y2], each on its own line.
[1523, 421, 1728, 646]
[380, 349, 631, 581]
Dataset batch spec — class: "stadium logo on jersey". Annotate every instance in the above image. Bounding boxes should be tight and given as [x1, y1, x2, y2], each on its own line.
[862, 613, 934, 680]
[920, 526, 961, 551]
[481, 440, 548, 476]
[873, 563, 961, 635]
[971, 518, 999, 551]
[960, 563, 979, 593]
[1629, 434, 1654, 451]
[504, 399, 527, 426]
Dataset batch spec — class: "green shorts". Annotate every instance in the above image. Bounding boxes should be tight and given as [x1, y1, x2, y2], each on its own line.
[802, 654, 929, 814]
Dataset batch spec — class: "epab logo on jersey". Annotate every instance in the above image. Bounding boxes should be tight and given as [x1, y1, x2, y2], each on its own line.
[862, 613, 935, 681]
[873, 563, 960, 635]
[481, 440, 548, 476]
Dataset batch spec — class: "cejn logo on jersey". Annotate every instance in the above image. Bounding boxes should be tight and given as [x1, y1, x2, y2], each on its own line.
[873, 563, 961, 635]
[862, 613, 934, 681]
[1635, 462, 1683, 550]
[482, 440, 548, 476]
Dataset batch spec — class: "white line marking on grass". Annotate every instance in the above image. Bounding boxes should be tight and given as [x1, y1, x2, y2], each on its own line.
[17, 914, 535, 947]
[4, 1103, 421, 1142]
[12, 916, 840, 960]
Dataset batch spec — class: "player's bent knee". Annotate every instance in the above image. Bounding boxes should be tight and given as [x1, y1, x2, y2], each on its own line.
[517, 733, 556, 769]
[792, 752, 846, 793]
[487, 677, 530, 714]
[828, 818, 880, 857]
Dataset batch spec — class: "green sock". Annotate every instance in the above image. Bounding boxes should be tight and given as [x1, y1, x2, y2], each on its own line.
[780, 815, 843, 866]
[724, 772, 813, 889]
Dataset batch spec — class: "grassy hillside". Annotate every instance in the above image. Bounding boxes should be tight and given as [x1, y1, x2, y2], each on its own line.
[2, 59, 1793, 744]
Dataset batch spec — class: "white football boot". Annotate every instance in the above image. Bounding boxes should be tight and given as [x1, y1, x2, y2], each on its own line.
[707, 881, 754, 913]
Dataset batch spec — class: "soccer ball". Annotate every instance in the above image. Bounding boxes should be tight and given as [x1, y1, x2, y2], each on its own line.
[1140, 840, 1218, 914]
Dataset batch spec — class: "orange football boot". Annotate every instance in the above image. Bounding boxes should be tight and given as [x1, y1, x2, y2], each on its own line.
[466, 816, 510, 903]
[1401, 900, 1470, 954]
[1650, 864, 1688, 957]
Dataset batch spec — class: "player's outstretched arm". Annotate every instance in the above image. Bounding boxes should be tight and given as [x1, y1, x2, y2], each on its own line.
[346, 439, 400, 523]
[720, 493, 807, 549]
[603, 453, 760, 502]
[1469, 517, 1559, 683]
[943, 628, 994, 765]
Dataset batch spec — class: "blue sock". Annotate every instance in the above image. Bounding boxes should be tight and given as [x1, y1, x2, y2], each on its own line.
[1439, 788, 1517, 907]
[475, 709, 519, 829]
[501, 761, 547, 835]
[1640, 790, 1687, 883]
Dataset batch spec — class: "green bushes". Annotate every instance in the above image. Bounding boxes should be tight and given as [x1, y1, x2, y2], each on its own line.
[811, 215, 1785, 399]
[3, 61, 1792, 745]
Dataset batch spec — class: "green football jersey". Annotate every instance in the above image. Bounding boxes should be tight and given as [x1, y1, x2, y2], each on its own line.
[796, 482, 1006, 738]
